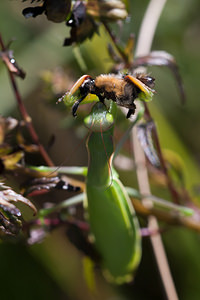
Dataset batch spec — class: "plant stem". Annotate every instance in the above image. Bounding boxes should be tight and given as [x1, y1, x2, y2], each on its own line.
[133, 1, 179, 300]
[0, 33, 54, 167]
[102, 21, 128, 63]
[131, 197, 200, 232]
[144, 104, 181, 204]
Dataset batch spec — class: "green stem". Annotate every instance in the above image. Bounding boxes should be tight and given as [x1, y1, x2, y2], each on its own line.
[126, 187, 193, 217]
[30, 165, 88, 176]
[39, 193, 84, 217]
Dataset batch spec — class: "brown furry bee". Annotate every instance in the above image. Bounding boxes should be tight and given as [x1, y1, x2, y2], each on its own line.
[67, 73, 155, 118]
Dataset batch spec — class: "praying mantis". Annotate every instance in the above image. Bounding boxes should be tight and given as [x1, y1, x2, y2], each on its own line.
[38, 100, 142, 283]
[83, 101, 141, 283]
[34, 99, 193, 284]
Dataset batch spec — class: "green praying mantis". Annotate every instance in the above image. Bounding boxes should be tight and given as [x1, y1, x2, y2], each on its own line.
[83, 101, 141, 283]
[38, 100, 142, 283]
[35, 98, 193, 284]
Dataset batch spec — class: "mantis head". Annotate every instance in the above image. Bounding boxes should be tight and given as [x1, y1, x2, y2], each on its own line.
[84, 102, 115, 132]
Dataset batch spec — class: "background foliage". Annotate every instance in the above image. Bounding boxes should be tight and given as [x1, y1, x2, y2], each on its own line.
[1, 1, 200, 299]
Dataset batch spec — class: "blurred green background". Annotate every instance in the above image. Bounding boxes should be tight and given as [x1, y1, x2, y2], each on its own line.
[1, 1, 200, 299]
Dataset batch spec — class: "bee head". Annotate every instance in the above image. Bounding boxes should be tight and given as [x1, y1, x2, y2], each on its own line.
[80, 77, 95, 94]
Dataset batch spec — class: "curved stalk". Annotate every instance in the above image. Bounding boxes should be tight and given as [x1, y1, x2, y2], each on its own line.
[132, 1, 179, 300]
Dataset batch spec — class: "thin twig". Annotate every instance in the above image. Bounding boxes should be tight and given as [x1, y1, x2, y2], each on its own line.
[132, 1, 179, 300]
[0, 33, 54, 167]
[144, 103, 182, 204]
[131, 197, 200, 233]
[102, 21, 128, 63]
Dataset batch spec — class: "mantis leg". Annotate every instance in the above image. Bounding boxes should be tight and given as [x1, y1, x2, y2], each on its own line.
[72, 94, 88, 117]
[126, 107, 136, 118]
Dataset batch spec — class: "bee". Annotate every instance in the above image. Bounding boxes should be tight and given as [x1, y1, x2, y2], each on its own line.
[66, 73, 155, 118]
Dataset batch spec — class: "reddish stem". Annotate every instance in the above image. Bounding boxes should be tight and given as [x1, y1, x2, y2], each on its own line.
[0, 33, 54, 167]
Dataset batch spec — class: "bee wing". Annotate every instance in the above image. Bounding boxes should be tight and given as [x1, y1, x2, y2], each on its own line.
[68, 75, 92, 95]
[124, 75, 154, 94]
